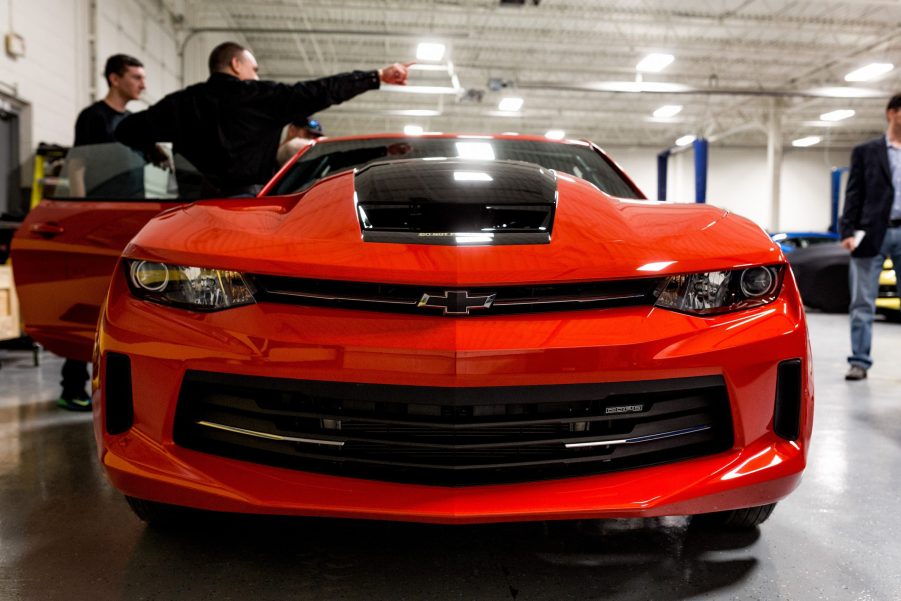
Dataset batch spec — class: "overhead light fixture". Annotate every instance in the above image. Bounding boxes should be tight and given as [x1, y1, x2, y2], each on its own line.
[675, 134, 696, 146]
[381, 85, 462, 95]
[585, 81, 690, 93]
[653, 105, 683, 118]
[498, 97, 524, 112]
[416, 42, 446, 62]
[844, 63, 894, 82]
[456, 142, 496, 160]
[409, 63, 452, 72]
[805, 86, 886, 99]
[636, 53, 674, 73]
[792, 136, 822, 147]
[819, 109, 855, 122]
[544, 129, 565, 140]
[404, 124, 424, 135]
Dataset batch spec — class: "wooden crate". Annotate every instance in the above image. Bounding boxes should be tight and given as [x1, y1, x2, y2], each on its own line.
[0, 265, 21, 341]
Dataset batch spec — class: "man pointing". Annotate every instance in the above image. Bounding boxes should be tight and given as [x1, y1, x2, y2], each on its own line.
[116, 41, 411, 196]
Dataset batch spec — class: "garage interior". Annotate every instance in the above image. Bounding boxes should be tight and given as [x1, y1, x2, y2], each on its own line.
[2, 1, 901, 599]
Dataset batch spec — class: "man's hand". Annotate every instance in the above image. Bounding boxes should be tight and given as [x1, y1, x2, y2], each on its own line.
[378, 62, 414, 85]
[841, 236, 856, 251]
[149, 144, 175, 173]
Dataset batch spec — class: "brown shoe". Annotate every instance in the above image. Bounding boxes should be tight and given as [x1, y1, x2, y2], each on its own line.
[845, 365, 867, 381]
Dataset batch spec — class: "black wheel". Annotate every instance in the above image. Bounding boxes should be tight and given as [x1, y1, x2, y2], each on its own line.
[125, 496, 191, 528]
[692, 503, 776, 530]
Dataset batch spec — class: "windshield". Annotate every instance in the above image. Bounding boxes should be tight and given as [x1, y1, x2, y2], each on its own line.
[267, 137, 644, 199]
[44, 142, 204, 201]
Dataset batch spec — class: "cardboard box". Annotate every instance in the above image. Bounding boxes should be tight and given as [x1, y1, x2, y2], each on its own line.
[0, 265, 21, 340]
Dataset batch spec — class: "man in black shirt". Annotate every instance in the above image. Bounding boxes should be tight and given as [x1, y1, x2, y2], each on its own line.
[60, 54, 146, 411]
[70, 54, 147, 199]
[115, 41, 411, 197]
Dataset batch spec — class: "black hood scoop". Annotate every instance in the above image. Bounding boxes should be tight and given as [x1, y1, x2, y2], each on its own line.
[354, 158, 557, 245]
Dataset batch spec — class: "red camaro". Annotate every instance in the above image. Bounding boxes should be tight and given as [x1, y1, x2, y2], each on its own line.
[12, 134, 813, 528]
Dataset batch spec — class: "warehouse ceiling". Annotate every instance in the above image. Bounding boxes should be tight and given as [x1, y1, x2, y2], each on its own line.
[180, 0, 901, 148]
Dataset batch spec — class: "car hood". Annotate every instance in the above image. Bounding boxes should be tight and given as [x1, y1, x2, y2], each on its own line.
[126, 167, 782, 285]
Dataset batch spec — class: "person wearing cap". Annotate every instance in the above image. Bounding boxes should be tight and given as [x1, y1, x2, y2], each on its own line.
[839, 92, 901, 380]
[114, 41, 411, 197]
[276, 117, 323, 166]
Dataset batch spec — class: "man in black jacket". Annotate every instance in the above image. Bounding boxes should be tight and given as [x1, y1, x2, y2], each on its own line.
[115, 41, 410, 197]
[839, 93, 901, 380]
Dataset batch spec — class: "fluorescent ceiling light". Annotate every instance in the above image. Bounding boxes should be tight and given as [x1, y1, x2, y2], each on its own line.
[844, 63, 894, 82]
[455, 142, 495, 160]
[675, 134, 696, 146]
[498, 97, 524, 112]
[416, 42, 445, 61]
[805, 86, 885, 99]
[453, 171, 493, 182]
[792, 136, 822, 147]
[587, 81, 691, 93]
[404, 124, 424, 135]
[409, 63, 452, 72]
[819, 109, 855, 122]
[636, 53, 674, 73]
[381, 84, 462, 95]
[544, 129, 566, 140]
[653, 105, 683, 118]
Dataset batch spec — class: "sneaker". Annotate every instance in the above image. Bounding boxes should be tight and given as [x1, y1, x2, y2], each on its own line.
[57, 391, 92, 411]
[845, 365, 867, 381]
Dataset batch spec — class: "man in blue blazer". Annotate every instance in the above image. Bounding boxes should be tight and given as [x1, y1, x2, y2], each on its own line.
[839, 93, 901, 380]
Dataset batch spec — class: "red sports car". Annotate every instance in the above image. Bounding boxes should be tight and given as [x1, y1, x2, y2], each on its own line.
[12, 134, 813, 528]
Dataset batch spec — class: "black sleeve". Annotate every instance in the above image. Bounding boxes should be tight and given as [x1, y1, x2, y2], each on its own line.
[73, 108, 104, 147]
[839, 144, 865, 239]
[268, 70, 380, 123]
[115, 94, 178, 152]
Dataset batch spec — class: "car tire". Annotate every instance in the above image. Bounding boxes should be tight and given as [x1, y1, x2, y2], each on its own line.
[125, 495, 190, 528]
[692, 503, 776, 530]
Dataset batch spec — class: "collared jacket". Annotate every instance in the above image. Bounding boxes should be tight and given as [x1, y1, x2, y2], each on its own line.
[840, 135, 896, 257]
[115, 70, 380, 196]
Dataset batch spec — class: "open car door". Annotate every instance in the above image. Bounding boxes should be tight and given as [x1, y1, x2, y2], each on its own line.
[11, 142, 200, 361]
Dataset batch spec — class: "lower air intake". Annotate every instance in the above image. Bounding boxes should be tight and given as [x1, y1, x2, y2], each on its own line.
[173, 371, 733, 486]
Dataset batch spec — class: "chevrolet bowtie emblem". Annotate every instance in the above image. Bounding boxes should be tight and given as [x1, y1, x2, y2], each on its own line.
[418, 290, 496, 315]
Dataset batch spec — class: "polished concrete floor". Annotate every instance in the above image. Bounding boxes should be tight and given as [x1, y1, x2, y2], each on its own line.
[1, 313, 899, 601]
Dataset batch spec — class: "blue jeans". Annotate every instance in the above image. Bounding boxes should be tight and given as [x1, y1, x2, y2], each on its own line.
[848, 226, 901, 368]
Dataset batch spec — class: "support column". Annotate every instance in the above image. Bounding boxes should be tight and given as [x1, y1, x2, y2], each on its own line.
[767, 98, 783, 231]
[693, 138, 708, 203]
[657, 149, 670, 201]
[830, 167, 848, 234]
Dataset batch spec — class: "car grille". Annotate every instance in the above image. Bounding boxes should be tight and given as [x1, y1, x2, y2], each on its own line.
[173, 371, 733, 486]
[250, 276, 665, 316]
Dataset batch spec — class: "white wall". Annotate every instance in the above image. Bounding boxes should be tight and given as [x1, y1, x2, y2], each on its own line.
[606, 144, 856, 232]
[0, 0, 85, 150]
[95, 0, 181, 109]
[0, 0, 180, 151]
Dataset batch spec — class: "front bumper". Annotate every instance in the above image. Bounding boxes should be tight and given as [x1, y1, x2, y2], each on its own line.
[93, 268, 813, 524]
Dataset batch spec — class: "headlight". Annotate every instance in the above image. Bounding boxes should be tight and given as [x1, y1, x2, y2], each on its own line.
[655, 265, 783, 315]
[125, 260, 255, 311]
